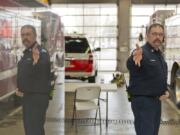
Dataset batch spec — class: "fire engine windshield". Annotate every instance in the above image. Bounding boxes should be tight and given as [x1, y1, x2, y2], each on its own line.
[65, 37, 89, 53]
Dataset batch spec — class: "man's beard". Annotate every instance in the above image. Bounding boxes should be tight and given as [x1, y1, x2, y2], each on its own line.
[23, 39, 31, 48]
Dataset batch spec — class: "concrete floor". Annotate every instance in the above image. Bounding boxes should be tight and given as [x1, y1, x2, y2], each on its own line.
[0, 83, 64, 135]
[65, 84, 180, 135]
[0, 72, 180, 135]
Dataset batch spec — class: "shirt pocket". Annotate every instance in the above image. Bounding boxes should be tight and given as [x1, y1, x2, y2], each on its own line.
[24, 58, 33, 64]
[148, 59, 157, 66]
[146, 59, 160, 76]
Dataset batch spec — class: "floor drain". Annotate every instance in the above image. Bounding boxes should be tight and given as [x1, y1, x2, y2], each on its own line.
[46, 118, 180, 126]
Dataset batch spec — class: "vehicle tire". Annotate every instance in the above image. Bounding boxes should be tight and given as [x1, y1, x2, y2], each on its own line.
[168, 86, 176, 104]
[81, 77, 86, 81]
[88, 70, 97, 83]
[88, 76, 96, 83]
[175, 77, 180, 109]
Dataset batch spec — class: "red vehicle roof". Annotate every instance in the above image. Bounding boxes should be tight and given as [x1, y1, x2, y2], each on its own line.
[0, 0, 23, 7]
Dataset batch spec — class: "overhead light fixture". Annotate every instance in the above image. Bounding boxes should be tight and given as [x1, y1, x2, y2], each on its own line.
[37, 0, 51, 6]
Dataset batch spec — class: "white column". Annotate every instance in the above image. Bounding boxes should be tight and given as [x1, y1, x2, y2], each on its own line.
[117, 0, 131, 73]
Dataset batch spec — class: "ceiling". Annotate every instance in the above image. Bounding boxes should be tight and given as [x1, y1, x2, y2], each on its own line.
[0, 0, 180, 7]
[50, 0, 180, 4]
[0, 0, 49, 7]
[16, 0, 49, 7]
[0, 0, 23, 7]
[0, 0, 179, 7]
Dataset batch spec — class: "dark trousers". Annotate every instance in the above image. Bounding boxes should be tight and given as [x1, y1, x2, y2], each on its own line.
[22, 93, 49, 135]
[131, 96, 161, 135]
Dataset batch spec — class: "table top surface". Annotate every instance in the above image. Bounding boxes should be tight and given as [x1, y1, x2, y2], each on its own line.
[65, 82, 118, 92]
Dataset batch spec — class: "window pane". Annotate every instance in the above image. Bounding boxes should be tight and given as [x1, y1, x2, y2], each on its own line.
[88, 37, 100, 49]
[100, 27, 117, 37]
[98, 60, 116, 71]
[84, 8, 100, 15]
[62, 16, 83, 26]
[177, 5, 180, 14]
[131, 5, 154, 15]
[155, 5, 176, 11]
[100, 16, 117, 26]
[88, 38, 117, 50]
[51, 7, 68, 16]
[100, 38, 117, 48]
[64, 27, 83, 34]
[99, 49, 117, 59]
[100, 5, 117, 15]
[66, 4, 83, 15]
[84, 16, 100, 26]
[131, 27, 146, 38]
[131, 16, 150, 27]
[84, 5, 100, 15]
[84, 27, 100, 37]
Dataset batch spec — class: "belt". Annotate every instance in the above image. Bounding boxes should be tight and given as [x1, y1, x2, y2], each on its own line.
[24, 92, 48, 95]
[133, 95, 159, 99]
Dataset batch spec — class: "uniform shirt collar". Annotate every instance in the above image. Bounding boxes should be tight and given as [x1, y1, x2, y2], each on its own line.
[146, 42, 161, 53]
[23, 41, 37, 54]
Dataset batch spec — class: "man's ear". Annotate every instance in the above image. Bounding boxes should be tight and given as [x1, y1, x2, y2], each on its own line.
[145, 35, 148, 41]
[162, 36, 165, 43]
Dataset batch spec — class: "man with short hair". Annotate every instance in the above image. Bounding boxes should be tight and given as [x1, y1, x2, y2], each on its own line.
[16, 25, 51, 135]
[127, 23, 169, 135]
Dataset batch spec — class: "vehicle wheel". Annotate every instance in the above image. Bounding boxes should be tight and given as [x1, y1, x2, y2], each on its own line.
[95, 70, 98, 77]
[175, 77, 180, 109]
[88, 70, 97, 83]
[81, 77, 86, 81]
[168, 86, 176, 103]
[88, 76, 96, 83]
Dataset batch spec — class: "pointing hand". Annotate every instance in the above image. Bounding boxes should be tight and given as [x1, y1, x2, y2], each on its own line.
[15, 89, 23, 97]
[133, 44, 143, 67]
[159, 91, 170, 101]
[32, 46, 40, 65]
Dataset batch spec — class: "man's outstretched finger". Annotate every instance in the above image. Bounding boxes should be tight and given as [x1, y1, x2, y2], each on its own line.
[136, 44, 140, 49]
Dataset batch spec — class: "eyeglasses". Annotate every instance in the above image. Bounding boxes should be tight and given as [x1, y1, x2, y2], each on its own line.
[151, 32, 164, 37]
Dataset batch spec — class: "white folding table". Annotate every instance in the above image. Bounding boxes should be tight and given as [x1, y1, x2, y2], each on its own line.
[65, 82, 118, 128]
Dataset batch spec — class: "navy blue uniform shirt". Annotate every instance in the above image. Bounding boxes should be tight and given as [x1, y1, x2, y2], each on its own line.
[17, 43, 51, 94]
[127, 42, 168, 97]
